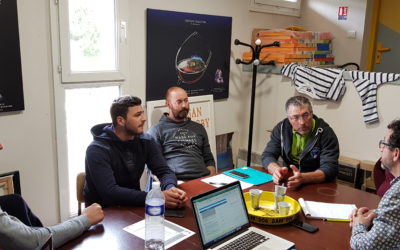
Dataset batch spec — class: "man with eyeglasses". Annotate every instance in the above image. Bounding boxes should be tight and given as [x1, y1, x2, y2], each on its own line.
[261, 96, 339, 190]
[349, 119, 400, 249]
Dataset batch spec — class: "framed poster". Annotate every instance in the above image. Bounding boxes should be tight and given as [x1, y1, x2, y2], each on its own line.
[0, 0, 24, 112]
[146, 9, 232, 101]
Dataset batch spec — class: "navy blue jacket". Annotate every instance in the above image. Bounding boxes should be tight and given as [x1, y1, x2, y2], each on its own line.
[261, 115, 339, 181]
[84, 123, 177, 207]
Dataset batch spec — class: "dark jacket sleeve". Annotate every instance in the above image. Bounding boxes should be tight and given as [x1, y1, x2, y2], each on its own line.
[261, 122, 283, 169]
[317, 126, 340, 181]
[145, 138, 178, 190]
[85, 144, 147, 206]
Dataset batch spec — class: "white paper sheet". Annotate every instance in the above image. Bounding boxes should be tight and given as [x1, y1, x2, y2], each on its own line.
[298, 197, 356, 220]
[201, 174, 253, 189]
[123, 219, 195, 249]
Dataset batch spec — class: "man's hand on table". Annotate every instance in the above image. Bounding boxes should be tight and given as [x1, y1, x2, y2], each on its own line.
[83, 203, 104, 225]
[163, 187, 188, 208]
[349, 207, 376, 228]
[286, 165, 304, 190]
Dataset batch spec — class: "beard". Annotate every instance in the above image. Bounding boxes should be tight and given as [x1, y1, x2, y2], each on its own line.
[173, 108, 189, 121]
[124, 124, 143, 137]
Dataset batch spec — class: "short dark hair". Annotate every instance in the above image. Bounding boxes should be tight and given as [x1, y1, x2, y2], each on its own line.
[110, 96, 142, 126]
[387, 119, 400, 149]
[285, 96, 313, 113]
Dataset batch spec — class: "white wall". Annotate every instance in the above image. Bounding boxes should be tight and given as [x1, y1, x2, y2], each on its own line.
[1, 0, 393, 226]
[299, 0, 368, 65]
[0, 0, 59, 225]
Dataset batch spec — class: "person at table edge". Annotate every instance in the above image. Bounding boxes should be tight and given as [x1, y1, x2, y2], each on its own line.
[261, 95, 339, 190]
[350, 119, 400, 249]
[0, 144, 105, 249]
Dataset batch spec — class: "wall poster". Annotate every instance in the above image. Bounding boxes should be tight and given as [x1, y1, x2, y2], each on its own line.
[146, 9, 232, 101]
[0, 0, 24, 113]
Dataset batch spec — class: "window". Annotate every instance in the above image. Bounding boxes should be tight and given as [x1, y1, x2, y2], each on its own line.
[249, 0, 302, 17]
[59, 0, 126, 82]
[65, 86, 120, 215]
[51, 0, 129, 219]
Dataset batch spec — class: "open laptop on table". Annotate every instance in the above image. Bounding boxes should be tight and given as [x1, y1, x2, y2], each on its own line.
[191, 181, 294, 250]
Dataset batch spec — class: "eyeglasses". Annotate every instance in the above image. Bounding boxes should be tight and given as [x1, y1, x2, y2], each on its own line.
[288, 112, 312, 122]
[379, 140, 398, 149]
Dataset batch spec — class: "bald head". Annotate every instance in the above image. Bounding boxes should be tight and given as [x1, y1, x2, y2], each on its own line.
[166, 87, 187, 101]
[165, 86, 189, 122]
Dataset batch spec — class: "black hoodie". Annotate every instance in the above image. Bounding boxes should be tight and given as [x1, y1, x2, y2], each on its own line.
[84, 123, 177, 207]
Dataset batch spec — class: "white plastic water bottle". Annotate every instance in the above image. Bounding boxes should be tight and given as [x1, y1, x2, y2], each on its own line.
[145, 181, 165, 250]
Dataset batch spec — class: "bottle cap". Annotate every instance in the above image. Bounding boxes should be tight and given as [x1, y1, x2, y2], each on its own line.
[152, 181, 161, 189]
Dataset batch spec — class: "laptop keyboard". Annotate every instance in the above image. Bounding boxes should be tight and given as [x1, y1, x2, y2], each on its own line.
[219, 231, 269, 250]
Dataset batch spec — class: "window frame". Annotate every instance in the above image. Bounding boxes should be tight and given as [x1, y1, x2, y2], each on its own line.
[58, 0, 126, 83]
[50, 0, 129, 220]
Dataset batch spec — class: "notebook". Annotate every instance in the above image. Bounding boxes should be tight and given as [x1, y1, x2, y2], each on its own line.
[191, 181, 294, 250]
[298, 198, 356, 221]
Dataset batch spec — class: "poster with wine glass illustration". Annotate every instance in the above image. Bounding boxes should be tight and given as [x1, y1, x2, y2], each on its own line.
[0, 0, 24, 113]
[146, 9, 232, 101]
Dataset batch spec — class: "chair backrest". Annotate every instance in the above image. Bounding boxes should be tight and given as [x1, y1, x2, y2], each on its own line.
[373, 158, 385, 191]
[373, 158, 395, 197]
[359, 160, 376, 191]
[76, 172, 86, 215]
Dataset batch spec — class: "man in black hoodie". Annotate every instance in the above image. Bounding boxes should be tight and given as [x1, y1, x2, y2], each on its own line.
[84, 96, 187, 208]
[261, 96, 339, 190]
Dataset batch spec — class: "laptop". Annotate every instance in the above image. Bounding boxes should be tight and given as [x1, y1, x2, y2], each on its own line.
[191, 181, 294, 250]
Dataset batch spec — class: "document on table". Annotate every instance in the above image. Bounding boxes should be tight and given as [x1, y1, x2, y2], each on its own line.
[298, 197, 356, 220]
[123, 219, 195, 249]
[201, 174, 253, 189]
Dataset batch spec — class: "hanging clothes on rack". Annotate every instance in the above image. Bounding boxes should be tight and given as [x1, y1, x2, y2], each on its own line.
[281, 63, 346, 101]
[349, 71, 400, 124]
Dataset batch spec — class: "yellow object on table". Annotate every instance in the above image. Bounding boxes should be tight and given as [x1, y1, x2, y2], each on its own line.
[243, 191, 301, 225]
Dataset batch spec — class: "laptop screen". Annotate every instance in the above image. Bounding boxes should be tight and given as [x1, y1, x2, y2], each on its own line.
[191, 181, 250, 248]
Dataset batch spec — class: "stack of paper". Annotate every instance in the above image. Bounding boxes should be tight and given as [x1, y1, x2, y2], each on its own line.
[298, 198, 356, 221]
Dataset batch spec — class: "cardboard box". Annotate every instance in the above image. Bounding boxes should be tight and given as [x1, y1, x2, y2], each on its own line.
[337, 156, 360, 187]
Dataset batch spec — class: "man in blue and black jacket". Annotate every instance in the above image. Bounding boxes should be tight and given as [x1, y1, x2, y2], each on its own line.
[262, 96, 339, 190]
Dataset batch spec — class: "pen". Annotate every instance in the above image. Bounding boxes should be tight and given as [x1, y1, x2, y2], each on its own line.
[209, 182, 228, 186]
[325, 218, 350, 222]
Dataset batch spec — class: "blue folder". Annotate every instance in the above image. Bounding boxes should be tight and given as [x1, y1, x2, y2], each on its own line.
[224, 166, 273, 185]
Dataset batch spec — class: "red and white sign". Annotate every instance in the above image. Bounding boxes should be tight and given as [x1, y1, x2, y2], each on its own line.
[338, 6, 348, 20]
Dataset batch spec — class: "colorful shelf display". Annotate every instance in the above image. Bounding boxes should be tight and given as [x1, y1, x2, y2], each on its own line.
[242, 29, 334, 66]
